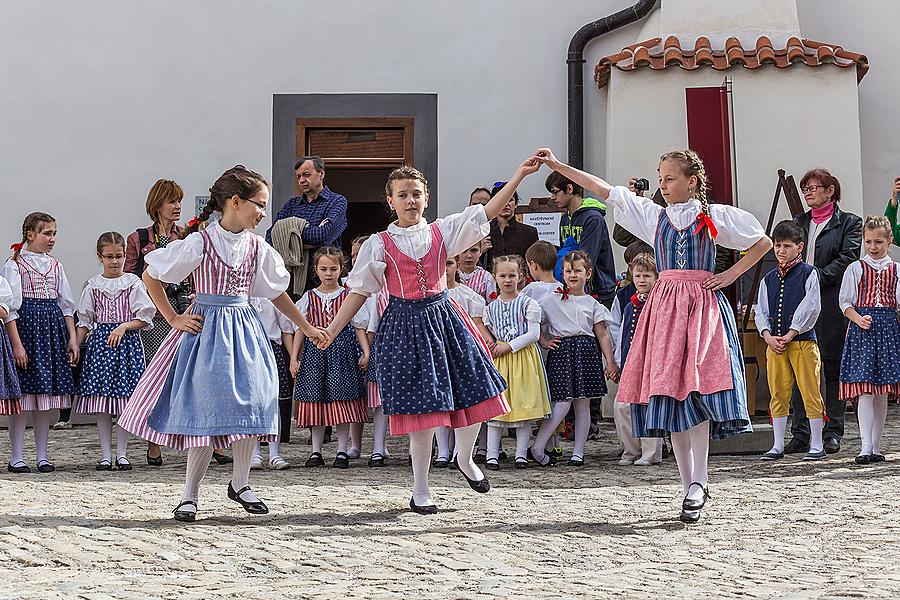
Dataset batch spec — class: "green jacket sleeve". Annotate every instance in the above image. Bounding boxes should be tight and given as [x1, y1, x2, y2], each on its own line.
[885, 202, 900, 246]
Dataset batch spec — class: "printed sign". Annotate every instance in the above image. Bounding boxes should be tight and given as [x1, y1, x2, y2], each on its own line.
[521, 212, 561, 246]
[195, 196, 209, 217]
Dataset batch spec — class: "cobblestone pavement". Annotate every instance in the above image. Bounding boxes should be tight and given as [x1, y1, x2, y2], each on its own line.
[1, 407, 899, 599]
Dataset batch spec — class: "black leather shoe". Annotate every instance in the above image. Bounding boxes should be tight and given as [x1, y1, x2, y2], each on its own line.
[432, 457, 449, 469]
[453, 458, 491, 493]
[409, 497, 438, 515]
[368, 453, 385, 468]
[823, 438, 841, 454]
[567, 456, 585, 467]
[759, 451, 784, 461]
[7, 462, 31, 474]
[36, 461, 55, 473]
[146, 449, 163, 467]
[115, 457, 132, 471]
[227, 482, 269, 514]
[485, 459, 500, 471]
[679, 508, 701, 523]
[870, 453, 886, 463]
[682, 482, 710, 511]
[526, 446, 555, 467]
[515, 458, 528, 469]
[784, 438, 809, 454]
[473, 451, 487, 465]
[333, 452, 350, 469]
[96, 460, 112, 471]
[305, 452, 325, 467]
[855, 454, 872, 465]
[212, 451, 233, 465]
[173, 500, 197, 522]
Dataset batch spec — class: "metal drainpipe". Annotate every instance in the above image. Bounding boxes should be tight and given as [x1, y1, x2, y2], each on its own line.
[567, 0, 657, 169]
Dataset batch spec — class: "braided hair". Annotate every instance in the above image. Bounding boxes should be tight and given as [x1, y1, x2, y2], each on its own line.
[660, 150, 710, 217]
[182, 165, 269, 238]
[12, 212, 55, 261]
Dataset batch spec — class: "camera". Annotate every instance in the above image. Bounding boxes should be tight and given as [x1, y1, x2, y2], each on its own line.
[166, 282, 193, 315]
[634, 178, 650, 192]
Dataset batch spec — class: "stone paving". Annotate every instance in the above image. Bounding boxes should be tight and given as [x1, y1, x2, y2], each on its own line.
[1, 408, 899, 599]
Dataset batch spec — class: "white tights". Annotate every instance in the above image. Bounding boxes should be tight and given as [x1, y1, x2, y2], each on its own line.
[670, 420, 710, 501]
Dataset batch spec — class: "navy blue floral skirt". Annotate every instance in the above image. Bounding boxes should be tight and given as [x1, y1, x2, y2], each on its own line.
[16, 297, 74, 396]
[545, 335, 607, 404]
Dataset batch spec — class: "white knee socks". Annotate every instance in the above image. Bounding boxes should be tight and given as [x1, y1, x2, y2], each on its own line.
[669, 429, 693, 497]
[476, 424, 488, 456]
[372, 407, 388, 457]
[486, 426, 502, 462]
[857, 394, 875, 456]
[97, 414, 113, 462]
[434, 427, 452, 461]
[453, 422, 485, 483]
[32, 410, 51, 464]
[515, 426, 531, 460]
[687, 421, 710, 496]
[231, 438, 259, 503]
[872, 395, 888, 455]
[7, 412, 26, 466]
[770, 416, 788, 453]
[408, 428, 435, 506]
[335, 423, 350, 454]
[310, 426, 326, 454]
[181, 446, 215, 507]
[572, 398, 591, 460]
[531, 400, 572, 463]
[350, 421, 363, 455]
[808, 417, 824, 454]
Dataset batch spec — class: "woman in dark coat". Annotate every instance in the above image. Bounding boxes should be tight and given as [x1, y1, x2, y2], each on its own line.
[787, 168, 862, 455]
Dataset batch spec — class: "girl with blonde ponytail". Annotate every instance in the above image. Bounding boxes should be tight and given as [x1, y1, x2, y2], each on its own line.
[533, 147, 772, 524]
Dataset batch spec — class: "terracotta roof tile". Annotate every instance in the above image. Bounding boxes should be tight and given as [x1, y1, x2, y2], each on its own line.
[595, 35, 869, 88]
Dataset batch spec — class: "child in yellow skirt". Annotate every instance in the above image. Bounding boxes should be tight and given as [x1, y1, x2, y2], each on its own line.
[482, 255, 551, 469]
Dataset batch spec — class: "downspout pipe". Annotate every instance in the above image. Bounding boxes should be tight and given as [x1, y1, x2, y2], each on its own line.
[567, 0, 657, 168]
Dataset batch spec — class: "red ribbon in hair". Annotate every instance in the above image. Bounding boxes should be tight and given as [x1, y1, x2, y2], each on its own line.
[554, 286, 571, 301]
[488, 291, 498, 301]
[9, 242, 23, 252]
[186, 217, 201, 229]
[693, 212, 718, 240]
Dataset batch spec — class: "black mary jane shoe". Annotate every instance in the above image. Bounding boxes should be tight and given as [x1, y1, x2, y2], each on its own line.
[409, 497, 438, 515]
[368, 453, 386, 468]
[679, 508, 701, 524]
[514, 458, 529, 469]
[7, 462, 31, 474]
[855, 454, 872, 465]
[333, 452, 350, 469]
[115, 457, 133, 471]
[212, 452, 233, 465]
[432, 457, 449, 469]
[567, 456, 585, 467]
[36, 461, 55, 473]
[870, 453, 886, 463]
[146, 449, 163, 467]
[526, 446, 555, 467]
[473, 451, 487, 465]
[305, 452, 325, 468]
[452, 458, 491, 493]
[682, 482, 710, 511]
[173, 500, 197, 522]
[227, 481, 269, 515]
[485, 459, 500, 471]
[95, 459, 112, 471]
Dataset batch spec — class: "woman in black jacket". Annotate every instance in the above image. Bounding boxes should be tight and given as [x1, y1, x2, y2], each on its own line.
[787, 168, 862, 455]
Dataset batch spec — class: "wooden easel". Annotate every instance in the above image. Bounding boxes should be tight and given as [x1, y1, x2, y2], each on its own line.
[740, 169, 806, 331]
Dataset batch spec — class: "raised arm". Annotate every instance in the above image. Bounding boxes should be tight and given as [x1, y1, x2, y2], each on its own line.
[483, 158, 541, 221]
[534, 148, 613, 200]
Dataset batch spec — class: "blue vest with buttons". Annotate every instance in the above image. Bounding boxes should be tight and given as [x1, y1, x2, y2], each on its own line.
[763, 262, 817, 342]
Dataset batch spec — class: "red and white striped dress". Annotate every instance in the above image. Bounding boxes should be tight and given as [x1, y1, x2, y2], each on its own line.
[459, 266, 495, 302]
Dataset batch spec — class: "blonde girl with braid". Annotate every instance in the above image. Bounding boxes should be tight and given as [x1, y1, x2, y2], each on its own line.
[533, 148, 772, 524]
[118, 165, 328, 522]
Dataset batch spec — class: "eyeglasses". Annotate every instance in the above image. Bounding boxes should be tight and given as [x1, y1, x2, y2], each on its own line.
[801, 184, 828, 194]
[243, 197, 267, 211]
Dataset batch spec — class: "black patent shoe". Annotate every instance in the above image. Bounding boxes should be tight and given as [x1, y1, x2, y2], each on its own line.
[682, 482, 710, 511]
[409, 497, 438, 515]
[7, 462, 31, 474]
[679, 508, 701, 523]
[146, 449, 163, 467]
[115, 457, 132, 471]
[368, 453, 385, 468]
[526, 446, 555, 467]
[227, 481, 269, 514]
[855, 454, 872, 465]
[870, 453, 886, 463]
[567, 456, 585, 467]
[305, 452, 325, 467]
[36, 461, 55, 473]
[96, 459, 112, 471]
[212, 451, 233, 465]
[473, 451, 487, 465]
[333, 452, 350, 469]
[515, 458, 528, 469]
[823, 438, 841, 454]
[173, 500, 197, 522]
[453, 458, 491, 493]
[783, 438, 809, 454]
[433, 457, 449, 469]
[485, 458, 500, 471]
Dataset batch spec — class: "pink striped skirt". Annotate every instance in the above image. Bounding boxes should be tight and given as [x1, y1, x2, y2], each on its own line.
[296, 398, 368, 427]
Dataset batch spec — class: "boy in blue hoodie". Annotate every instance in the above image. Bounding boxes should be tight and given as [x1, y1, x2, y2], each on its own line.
[546, 172, 617, 307]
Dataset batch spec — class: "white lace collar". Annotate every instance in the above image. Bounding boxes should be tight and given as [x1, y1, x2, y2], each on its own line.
[87, 273, 140, 295]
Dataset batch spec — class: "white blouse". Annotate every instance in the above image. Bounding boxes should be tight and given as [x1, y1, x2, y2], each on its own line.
[0, 250, 76, 320]
[144, 222, 290, 300]
[521, 280, 561, 305]
[606, 186, 766, 251]
[76, 273, 156, 329]
[346, 204, 491, 296]
[249, 297, 295, 344]
[0, 276, 15, 320]
[754, 269, 821, 336]
[541, 293, 614, 338]
[483, 295, 543, 353]
[295, 288, 369, 330]
[838, 255, 900, 313]
[448, 284, 487, 319]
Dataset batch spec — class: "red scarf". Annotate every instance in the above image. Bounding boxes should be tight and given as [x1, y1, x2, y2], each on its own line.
[778, 255, 803, 278]
[811, 201, 835, 225]
[630, 292, 649, 308]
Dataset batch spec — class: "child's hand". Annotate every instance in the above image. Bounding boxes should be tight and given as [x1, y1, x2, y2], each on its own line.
[310, 327, 332, 349]
[541, 336, 561, 350]
[493, 342, 512, 357]
[892, 176, 900, 207]
[170, 312, 204, 335]
[763, 332, 785, 354]
[605, 364, 620, 381]
[857, 314, 873, 330]
[533, 148, 560, 169]
[358, 351, 370, 371]
[68, 339, 80, 366]
[107, 324, 128, 348]
[12, 343, 28, 369]
[289, 358, 299, 378]
[517, 157, 540, 178]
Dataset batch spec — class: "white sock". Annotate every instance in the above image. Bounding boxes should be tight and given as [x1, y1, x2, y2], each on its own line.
[515, 425, 531, 460]
[434, 427, 451, 461]
[476, 424, 488, 455]
[771, 416, 788, 453]
[687, 421, 710, 500]
[336, 423, 350, 454]
[7, 412, 26, 466]
[181, 446, 214, 508]
[372, 407, 388, 456]
[857, 394, 875, 456]
[115, 424, 130, 461]
[350, 421, 363, 455]
[808, 417, 824, 454]
[531, 401, 572, 463]
[32, 410, 51, 464]
[311, 426, 325, 454]
[572, 398, 591, 460]
[408, 428, 435, 506]
[96, 414, 113, 463]
[453, 422, 485, 482]
[231, 438, 259, 503]
[486, 426, 502, 462]
[268, 440, 281, 460]
[872, 395, 888, 454]
[670, 429, 694, 496]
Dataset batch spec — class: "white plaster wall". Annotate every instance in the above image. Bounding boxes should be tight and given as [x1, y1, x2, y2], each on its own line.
[659, 0, 801, 48]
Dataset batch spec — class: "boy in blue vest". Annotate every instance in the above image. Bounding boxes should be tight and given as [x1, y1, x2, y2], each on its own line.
[755, 220, 826, 461]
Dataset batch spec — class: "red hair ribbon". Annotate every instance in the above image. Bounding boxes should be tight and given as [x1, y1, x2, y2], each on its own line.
[693, 212, 718, 240]
[488, 291, 498, 301]
[186, 217, 201, 229]
[554, 286, 570, 301]
[9, 242, 23, 252]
